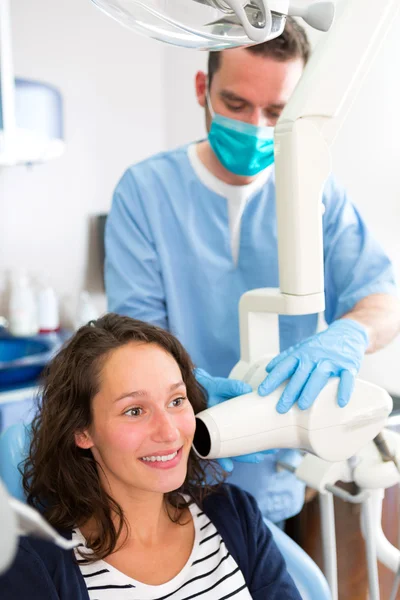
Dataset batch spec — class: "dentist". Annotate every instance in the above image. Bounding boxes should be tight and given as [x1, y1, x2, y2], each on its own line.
[105, 18, 400, 524]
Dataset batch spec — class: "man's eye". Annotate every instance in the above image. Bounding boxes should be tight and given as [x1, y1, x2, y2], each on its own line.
[227, 104, 245, 112]
[125, 407, 143, 417]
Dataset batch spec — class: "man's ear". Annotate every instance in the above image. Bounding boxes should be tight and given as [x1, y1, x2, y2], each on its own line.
[75, 430, 94, 450]
[195, 71, 207, 108]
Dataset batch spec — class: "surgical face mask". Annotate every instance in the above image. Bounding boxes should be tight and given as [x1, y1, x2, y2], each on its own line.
[207, 93, 275, 177]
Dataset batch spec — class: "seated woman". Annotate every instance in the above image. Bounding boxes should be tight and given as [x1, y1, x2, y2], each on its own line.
[1, 313, 301, 599]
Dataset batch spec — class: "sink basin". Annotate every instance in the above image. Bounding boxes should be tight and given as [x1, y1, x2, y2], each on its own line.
[0, 337, 54, 387]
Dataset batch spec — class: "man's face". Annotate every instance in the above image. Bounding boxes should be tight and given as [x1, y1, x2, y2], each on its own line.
[196, 48, 304, 130]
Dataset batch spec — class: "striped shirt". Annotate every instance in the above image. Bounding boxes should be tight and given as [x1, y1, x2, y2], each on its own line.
[72, 502, 252, 600]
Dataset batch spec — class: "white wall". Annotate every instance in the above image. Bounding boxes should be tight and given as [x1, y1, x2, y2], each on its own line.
[0, 0, 166, 322]
[163, 11, 400, 395]
[164, 46, 206, 148]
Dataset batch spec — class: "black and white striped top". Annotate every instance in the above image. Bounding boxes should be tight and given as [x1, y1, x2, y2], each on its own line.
[72, 501, 252, 599]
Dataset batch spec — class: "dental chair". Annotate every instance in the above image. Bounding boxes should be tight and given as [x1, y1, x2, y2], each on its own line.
[0, 423, 30, 502]
[0, 422, 331, 599]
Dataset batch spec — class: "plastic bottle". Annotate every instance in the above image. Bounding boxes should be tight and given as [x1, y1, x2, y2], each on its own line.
[37, 281, 60, 333]
[75, 291, 98, 330]
[8, 272, 39, 337]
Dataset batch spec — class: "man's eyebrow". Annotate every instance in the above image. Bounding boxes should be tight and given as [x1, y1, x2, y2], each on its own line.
[268, 103, 285, 110]
[220, 90, 252, 104]
[113, 380, 186, 403]
[220, 91, 284, 111]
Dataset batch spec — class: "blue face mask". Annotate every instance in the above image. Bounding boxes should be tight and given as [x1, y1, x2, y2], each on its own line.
[207, 95, 275, 177]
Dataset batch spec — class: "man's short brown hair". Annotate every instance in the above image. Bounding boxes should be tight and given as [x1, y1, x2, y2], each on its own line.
[208, 17, 310, 87]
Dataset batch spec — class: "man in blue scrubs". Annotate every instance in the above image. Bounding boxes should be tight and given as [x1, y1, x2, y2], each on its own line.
[105, 19, 400, 523]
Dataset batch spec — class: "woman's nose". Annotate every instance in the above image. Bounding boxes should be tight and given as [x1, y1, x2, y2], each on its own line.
[152, 411, 179, 443]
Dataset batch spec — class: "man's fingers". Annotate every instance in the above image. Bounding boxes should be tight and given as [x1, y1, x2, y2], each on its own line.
[266, 340, 305, 372]
[194, 368, 252, 407]
[219, 378, 253, 399]
[297, 363, 333, 410]
[194, 368, 212, 387]
[338, 369, 355, 407]
[217, 457, 234, 472]
[258, 356, 298, 397]
[275, 360, 313, 413]
[265, 350, 289, 372]
[232, 452, 269, 464]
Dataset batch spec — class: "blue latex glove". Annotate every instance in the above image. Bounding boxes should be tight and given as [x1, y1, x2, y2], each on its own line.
[195, 368, 274, 472]
[258, 319, 370, 414]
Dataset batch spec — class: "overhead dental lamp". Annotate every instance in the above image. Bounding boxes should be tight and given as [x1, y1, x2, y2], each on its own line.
[90, 0, 335, 49]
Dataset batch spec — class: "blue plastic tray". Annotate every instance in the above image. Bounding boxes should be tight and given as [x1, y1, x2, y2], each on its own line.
[0, 337, 53, 386]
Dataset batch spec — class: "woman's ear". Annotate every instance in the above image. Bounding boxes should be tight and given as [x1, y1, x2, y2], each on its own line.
[75, 430, 94, 450]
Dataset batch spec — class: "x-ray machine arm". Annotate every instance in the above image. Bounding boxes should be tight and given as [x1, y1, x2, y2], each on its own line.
[240, 0, 400, 363]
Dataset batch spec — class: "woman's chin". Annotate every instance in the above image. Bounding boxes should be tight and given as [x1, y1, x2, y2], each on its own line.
[142, 465, 188, 494]
[144, 473, 187, 495]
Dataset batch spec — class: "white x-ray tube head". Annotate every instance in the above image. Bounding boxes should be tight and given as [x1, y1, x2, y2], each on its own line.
[193, 382, 392, 463]
[193, 358, 392, 463]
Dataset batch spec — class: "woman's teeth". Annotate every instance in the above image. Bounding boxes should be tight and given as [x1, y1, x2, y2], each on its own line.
[141, 450, 178, 463]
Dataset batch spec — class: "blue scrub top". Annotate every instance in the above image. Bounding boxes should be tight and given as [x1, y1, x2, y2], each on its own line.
[105, 145, 396, 522]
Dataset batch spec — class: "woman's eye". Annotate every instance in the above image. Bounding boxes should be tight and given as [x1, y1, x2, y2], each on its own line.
[124, 407, 143, 417]
[170, 397, 186, 408]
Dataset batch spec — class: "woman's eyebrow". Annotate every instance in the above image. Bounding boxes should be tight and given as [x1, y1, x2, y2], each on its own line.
[169, 380, 186, 391]
[114, 380, 185, 403]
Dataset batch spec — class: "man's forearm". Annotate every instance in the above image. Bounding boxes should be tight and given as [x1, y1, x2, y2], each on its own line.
[341, 293, 400, 354]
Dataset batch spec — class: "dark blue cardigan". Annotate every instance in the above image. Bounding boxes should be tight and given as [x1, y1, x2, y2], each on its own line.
[0, 484, 301, 599]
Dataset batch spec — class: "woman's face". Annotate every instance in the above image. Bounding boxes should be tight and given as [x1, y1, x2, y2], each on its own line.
[75, 342, 196, 496]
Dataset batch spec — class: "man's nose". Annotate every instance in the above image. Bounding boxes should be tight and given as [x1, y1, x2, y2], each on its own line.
[248, 108, 268, 128]
[152, 411, 179, 443]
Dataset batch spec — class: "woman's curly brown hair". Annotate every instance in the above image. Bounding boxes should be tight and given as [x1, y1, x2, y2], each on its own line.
[22, 313, 224, 562]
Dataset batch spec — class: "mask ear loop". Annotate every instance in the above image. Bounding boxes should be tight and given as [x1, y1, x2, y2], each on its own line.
[205, 83, 215, 118]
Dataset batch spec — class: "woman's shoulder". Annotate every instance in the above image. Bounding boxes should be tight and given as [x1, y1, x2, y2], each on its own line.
[203, 482, 261, 518]
[31, 532, 70, 554]
[202, 483, 266, 544]
[202, 484, 302, 600]
[0, 532, 89, 600]
[19, 529, 74, 568]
